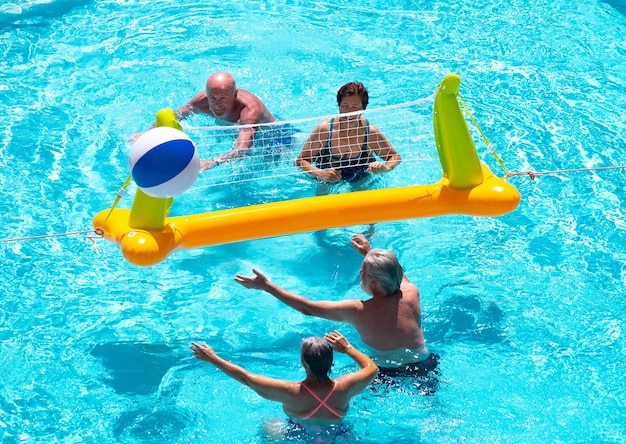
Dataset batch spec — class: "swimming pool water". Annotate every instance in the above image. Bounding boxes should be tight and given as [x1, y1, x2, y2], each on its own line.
[1, 0, 625, 442]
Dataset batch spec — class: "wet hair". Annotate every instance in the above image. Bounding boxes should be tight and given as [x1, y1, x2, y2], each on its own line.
[336, 82, 369, 109]
[300, 337, 333, 381]
[363, 248, 404, 295]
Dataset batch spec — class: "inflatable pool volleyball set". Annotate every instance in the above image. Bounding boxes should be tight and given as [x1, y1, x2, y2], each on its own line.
[93, 74, 521, 266]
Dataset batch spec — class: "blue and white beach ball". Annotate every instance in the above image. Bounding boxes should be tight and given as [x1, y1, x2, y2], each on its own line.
[129, 127, 200, 198]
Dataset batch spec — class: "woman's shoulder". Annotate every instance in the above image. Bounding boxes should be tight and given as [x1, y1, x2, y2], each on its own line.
[307, 118, 332, 138]
[364, 119, 382, 133]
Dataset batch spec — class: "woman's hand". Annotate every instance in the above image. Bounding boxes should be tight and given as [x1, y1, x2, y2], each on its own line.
[314, 168, 342, 183]
[368, 161, 390, 174]
[324, 330, 353, 353]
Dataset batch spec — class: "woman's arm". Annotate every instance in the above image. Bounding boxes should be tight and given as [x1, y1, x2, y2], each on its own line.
[190, 342, 296, 403]
[296, 121, 342, 182]
[368, 125, 402, 173]
[325, 331, 378, 397]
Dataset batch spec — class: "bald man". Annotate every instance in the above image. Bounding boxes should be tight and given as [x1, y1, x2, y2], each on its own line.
[175, 72, 276, 171]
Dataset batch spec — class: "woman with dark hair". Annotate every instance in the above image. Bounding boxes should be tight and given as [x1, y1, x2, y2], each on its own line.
[296, 81, 401, 183]
[190, 330, 377, 428]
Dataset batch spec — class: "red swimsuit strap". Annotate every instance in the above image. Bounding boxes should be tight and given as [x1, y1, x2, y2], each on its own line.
[301, 382, 344, 419]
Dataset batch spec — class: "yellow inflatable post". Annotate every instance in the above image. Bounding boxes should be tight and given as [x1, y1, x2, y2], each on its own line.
[127, 109, 179, 231]
[434, 74, 483, 189]
[93, 74, 521, 266]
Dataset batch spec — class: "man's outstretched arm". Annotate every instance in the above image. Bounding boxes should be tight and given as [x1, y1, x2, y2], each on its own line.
[234, 269, 361, 323]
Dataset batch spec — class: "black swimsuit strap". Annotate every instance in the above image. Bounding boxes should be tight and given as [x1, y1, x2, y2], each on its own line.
[326, 118, 369, 153]
[360, 119, 370, 154]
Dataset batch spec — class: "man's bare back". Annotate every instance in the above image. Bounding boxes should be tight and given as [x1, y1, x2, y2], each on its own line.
[354, 279, 424, 352]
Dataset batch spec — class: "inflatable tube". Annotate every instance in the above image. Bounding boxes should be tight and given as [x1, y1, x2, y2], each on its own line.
[94, 74, 521, 266]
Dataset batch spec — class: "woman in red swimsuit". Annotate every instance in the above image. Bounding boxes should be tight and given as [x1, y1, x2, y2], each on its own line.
[190, 330, 377, 430]
[296, 82, 402, 183]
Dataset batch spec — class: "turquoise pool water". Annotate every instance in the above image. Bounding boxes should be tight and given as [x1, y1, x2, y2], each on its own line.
[1, 0, 625, 442]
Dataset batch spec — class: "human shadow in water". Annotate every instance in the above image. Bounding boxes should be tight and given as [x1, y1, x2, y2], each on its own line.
[427, 293, 506, 345]
[91, 341, 181, 395]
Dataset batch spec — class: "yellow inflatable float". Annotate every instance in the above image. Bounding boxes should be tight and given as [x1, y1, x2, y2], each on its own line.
[93, 74, 521, 266]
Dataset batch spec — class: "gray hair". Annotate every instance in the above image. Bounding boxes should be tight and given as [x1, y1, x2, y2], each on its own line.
[363, 248, 404, 295]
[300, 337, 333, 381]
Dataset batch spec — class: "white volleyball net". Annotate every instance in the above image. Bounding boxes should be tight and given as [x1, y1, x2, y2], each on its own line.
[172, 93, 443, 212]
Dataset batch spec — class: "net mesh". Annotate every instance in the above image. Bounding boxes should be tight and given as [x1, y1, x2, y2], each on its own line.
[175, 93, 442, 210]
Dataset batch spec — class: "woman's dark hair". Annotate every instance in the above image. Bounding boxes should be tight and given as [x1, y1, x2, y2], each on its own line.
[336, 82, 369, 109]
[301, 337, 333, 381]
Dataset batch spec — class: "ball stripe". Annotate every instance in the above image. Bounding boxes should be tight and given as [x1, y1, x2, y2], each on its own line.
[132, 138, 195, 188]
[129, 126, 199, 198]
